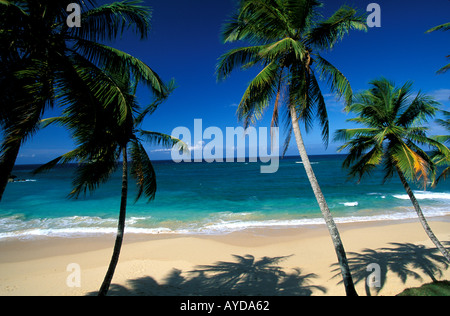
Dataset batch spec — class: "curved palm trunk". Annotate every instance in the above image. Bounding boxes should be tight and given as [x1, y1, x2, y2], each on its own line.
[396, 167, 450, 263]
[98, 147, 128, 296]
[290, 106, 358, 296]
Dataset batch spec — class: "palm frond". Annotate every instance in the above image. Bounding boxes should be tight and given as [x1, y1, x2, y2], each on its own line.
[236, 0, 290, 43]
[334, 128, 379, 143]
[73, 39, 166, 97]
[216, 45, 266, 81]
[396, 91, 439, 128]
[314, 54, 353, 106]
[32, 147, 88, 175]
[390, 140, 430, 185]
[259, 37, 307, 61]
[344, 142, 383, 183]
[220, 6, 271, 44]
[68, 0, 152, 42]
[130, 140, 156, 202]
[69, 148, 121, 199]
[306, 5, 367, 50]
[139, 130, 189, 155]
[437, 110, 450, 131]
[437, 59, 450, 75]
[284, 0, 323, 32]
[237, 60, 282, 128]
[429, 138, 450, 186]
[280, 96, 294, 157]
[301, 69, 329, 145]
[426, 22, 450, 33]
[134, 79, 177, 126]
[435, 167, 450, 184]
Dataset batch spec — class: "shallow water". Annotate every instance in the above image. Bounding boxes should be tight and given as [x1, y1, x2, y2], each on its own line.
[1, 155, 449, 239]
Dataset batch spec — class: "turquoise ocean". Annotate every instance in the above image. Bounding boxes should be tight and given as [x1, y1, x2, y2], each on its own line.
[1, 155, 449, 240]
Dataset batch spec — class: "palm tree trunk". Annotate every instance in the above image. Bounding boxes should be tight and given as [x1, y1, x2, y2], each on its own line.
[98, 146, 129, 296]
[0, 141, 21, 202]
[290, 106, 358, 296]
[396, 167, 450, 263]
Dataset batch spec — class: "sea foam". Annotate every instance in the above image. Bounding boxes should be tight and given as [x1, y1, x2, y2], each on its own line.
[339, 202, 359, 207]
[1, 206, 449, 239]
[392, 191, 450, 200]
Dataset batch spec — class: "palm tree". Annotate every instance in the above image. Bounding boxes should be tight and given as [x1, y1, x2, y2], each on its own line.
[426, 22, 450, 74]
[0, 0, 166, 201]
[335, 78, 450, 263]
[431, 110, 450, 185]
[34, 75, 188, 296]
[216, 0, 367, 296]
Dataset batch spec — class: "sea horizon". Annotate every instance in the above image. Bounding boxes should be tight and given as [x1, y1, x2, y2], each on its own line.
[1, 154, 449, 240]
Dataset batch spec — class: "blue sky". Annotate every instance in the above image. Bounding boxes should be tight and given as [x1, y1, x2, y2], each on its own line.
[16, 0, 450, 164]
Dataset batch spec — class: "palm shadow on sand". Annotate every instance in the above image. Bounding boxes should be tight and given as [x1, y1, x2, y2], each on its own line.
[331, 241, 450, 296]
[90, 254, 327, 296]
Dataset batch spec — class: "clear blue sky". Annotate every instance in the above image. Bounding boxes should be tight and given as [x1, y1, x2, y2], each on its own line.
[16, 0, 450, 164]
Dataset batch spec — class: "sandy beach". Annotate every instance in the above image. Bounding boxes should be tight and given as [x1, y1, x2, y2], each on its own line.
[0, 218, 449, 296]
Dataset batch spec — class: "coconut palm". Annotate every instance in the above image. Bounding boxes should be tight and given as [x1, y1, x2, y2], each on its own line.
[0, 0, 166, 201]
[335, 78, 450, 263]
[217, 0, 367, 296]
[426, 22, 450, 74]
[431, 110, 450, 185]
[34, 75, 188, 296]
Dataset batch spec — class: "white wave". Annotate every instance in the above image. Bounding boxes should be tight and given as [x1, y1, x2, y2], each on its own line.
[1, 206, 450, 239]
[215, 212, 254, 219]
[10, 179, 37, 183]
[198, 218, 326, 233]
[295, 161, 319, 165]
[366, 193, 387, 199]
[339, 202, 359, 207]
[0, 226, 178, 240]
[393, 191, 450, 200]
[194, 207, 450, 234]
[127, 216, 152, 225]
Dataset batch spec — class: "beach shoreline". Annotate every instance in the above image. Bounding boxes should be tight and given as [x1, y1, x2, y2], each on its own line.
[0, 217, 449, 296]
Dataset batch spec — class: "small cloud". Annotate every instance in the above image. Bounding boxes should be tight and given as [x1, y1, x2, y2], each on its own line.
[324, 93, 346, 112]
[189, 140, 205, 151]
[19, 153, 36, 158]
[429, 89, 450, 102]
[150, 148, 172, 153]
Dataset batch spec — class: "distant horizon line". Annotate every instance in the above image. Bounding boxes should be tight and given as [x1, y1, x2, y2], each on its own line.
[14, 153, 349, 167]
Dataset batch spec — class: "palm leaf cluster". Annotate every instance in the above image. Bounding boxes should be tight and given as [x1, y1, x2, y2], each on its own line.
[0, 0, 167, 200]
[431, 110, 450, 184]
[335, 78, 450, 263]
[34, 77, 188, 201]
[217, 0, 367, 149]
[335, 78, 447, 187]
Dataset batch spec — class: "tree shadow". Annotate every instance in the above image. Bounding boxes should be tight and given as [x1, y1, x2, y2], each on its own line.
[89, 254, 327, 296]
[331, 242, 450, 296]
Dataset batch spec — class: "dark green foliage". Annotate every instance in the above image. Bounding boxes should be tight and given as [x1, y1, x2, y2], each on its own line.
[397, 281, 450, 296]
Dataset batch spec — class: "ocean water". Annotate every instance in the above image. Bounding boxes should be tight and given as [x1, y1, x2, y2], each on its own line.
[1, 155, 449, 240]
